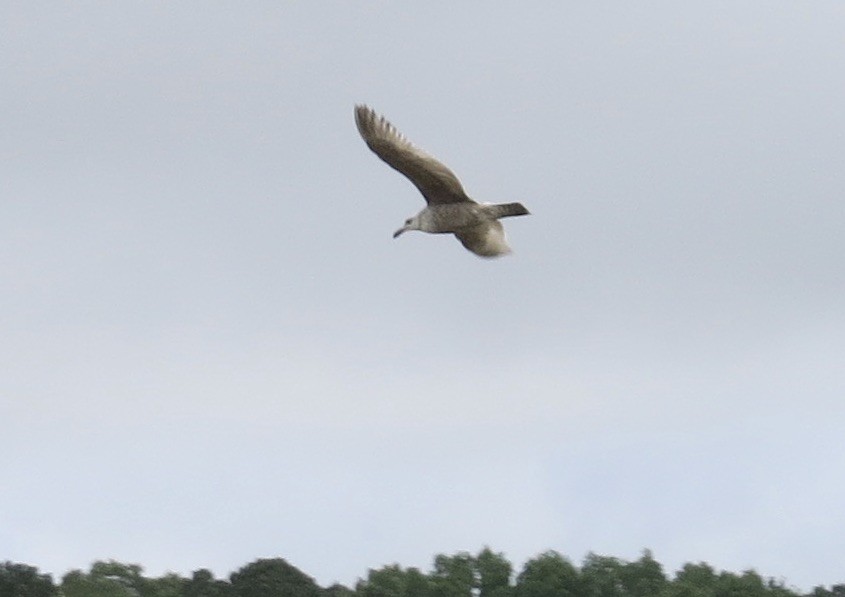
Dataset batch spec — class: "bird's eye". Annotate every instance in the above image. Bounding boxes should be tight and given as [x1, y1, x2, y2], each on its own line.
[405, 219, 412, 225]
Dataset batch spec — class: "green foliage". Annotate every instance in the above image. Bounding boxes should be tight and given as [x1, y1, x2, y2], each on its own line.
[581, 553, 626, 597]
[355, 564, 433, 597]
[578, 550, 668, 597]
[716, 569, 767, 597]
[475, 547, 513, 597]
[324, 583, 356, 597]
[230, 558, 320, 597]
[0, 562, 57, 597]
[809, 586, 845, 597]
[61, 561, 146, 597]
[661, 564, 799, 597]
[401, 567, 434, 597]
[662, 562, 720, 597]
[431, 552, 475, 597]
[185, 568, 232, 597]
[624, 550, 667, 597]
[355, 548, 512, 597]
[355, 564, 409, 597]
[145, 572, 186, 597]
[1, 548, 834, 597]
[515, 550, 581, 597]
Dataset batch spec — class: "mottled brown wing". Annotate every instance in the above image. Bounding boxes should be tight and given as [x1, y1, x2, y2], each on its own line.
[454, 221, 512, 258]
[355, 105, 473, 205]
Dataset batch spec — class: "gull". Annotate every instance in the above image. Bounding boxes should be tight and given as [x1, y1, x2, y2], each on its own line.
[354, 105, 530, 258]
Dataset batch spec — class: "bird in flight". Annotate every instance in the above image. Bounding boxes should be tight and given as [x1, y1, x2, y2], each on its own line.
[354, 105, 530, 258]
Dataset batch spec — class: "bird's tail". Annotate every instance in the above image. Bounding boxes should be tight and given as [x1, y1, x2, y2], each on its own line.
[489, 202, 530, 219]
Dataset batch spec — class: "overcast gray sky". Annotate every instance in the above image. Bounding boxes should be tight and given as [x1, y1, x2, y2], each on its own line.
[2, 2, 844, 592]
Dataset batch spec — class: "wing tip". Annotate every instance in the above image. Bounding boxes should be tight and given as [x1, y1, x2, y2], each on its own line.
[354, 104, 408, 147]
[354, 104, 384, 140]
[354, 104, 373, 134]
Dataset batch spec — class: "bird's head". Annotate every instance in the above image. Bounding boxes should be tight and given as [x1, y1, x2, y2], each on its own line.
[393, 215, 420, 238]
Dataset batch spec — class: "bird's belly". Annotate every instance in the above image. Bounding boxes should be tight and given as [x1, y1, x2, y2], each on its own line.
[429, 206, 485, 232]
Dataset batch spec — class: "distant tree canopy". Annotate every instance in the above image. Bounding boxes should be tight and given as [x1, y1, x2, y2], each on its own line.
[186, 568, 232, 597]
[230, 558, 321, 597]
[2, 549, 842, 597]
[60, 561, 151, 597]
[515, 550, 580, 597]
[0, 562, 57, 597]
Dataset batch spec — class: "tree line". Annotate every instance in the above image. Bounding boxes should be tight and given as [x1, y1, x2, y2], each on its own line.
[1, 548, 842, 597]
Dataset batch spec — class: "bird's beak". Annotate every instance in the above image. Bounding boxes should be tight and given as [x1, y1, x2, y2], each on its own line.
[393, 226, 408, 239]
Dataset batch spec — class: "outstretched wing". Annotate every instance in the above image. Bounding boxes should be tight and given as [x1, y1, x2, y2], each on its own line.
[454, 221, 512, 258]
[355, 105, 473, 205]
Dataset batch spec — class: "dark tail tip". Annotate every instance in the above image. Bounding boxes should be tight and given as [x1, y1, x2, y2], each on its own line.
[502, 202, 530, 217]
